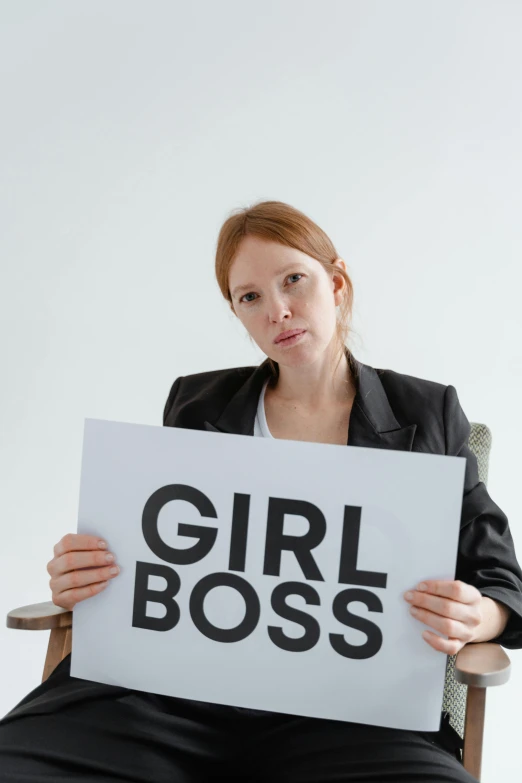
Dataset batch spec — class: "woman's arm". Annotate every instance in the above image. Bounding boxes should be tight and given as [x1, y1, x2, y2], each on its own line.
[444, 384, 522, 649]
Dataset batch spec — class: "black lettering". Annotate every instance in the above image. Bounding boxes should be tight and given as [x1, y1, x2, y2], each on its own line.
[263, 497, 325, 580]
[189, 572, 260, 642]
[268, 581, 320, 652]
[329, 588, 383, 659]
[338, 506, 387, 588]
[228, 493, 250, 572]
[142, 484, 218, 564]
[132, 561, 181, 631]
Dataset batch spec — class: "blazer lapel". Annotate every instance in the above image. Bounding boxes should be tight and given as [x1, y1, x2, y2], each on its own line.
[204, 348, 417, 453]
[203, 359, 273, 436]
[347, 357, 417, 452]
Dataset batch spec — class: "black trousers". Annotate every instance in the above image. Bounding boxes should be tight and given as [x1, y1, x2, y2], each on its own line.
[0, 654, 477, 782]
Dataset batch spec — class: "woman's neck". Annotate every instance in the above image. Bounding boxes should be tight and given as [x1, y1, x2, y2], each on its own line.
[267, 346, 355, 412]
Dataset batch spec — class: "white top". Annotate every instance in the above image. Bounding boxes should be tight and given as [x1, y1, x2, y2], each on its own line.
[253, 378, 273, 438]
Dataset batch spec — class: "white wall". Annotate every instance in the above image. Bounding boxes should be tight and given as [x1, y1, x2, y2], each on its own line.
[1, 1, 520, 779]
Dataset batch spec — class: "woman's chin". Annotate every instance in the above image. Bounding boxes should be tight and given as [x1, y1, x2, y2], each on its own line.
[267, 343, 318, 368]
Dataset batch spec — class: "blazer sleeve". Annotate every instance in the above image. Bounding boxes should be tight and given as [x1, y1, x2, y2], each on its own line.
[445, 384, 522, 648]
[162, 376, 182, 426]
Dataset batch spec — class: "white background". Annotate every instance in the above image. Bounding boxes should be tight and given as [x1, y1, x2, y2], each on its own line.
[0, 0, 521, 777]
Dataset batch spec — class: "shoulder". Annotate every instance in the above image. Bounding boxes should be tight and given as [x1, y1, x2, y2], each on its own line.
[374, 365, 467, 454]
[163, 364, 257, 427]
[376, 365, 448, 412]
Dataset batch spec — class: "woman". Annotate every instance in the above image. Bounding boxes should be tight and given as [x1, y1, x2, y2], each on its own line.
[1, 200, 521, 782]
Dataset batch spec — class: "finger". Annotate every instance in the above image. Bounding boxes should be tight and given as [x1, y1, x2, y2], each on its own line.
[53, 534, 108, 559]
[421, 630, 465, 656]
[405, 591, 470, 623]
[49, 548, 115, 577]
[414, 580, 478, 605]
[51, 563, 120, 595]
[53, 580, 110, 611]
[409, 604, 474, 643]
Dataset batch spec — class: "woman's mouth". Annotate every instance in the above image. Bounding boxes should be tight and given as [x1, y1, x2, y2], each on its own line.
[274, 329, 306, 346]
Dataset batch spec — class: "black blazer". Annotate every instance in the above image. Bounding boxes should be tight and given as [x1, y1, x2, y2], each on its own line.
[164, 348, 522, 650]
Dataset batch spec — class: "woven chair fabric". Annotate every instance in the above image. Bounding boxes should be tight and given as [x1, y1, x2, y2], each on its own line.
[441, 422, 492, 737]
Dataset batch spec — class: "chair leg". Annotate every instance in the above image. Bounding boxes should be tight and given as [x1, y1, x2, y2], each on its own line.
[42, 625, 72, 682]
[462, 686, 486, 781]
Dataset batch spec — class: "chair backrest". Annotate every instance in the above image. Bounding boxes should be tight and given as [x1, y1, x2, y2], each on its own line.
[441, 421, 492, 738]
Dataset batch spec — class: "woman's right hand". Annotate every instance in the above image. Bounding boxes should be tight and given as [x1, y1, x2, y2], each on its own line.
[47, 533, 120, 610]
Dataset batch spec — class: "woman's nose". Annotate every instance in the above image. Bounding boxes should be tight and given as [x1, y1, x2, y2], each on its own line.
[267, 295, 291, 322]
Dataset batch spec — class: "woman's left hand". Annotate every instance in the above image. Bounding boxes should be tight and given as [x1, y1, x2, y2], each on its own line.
[403, 579, 483, 654]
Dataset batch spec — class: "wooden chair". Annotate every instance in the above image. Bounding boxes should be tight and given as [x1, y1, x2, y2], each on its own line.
[6, 422, 512, 781]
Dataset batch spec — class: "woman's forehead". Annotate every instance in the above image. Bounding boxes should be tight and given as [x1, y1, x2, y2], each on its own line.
[230, 239, 315, 278]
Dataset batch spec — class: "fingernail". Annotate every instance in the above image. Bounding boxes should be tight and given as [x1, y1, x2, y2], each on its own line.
[98, 540, 107, 549]
[404, 591, 414, 601]
[417, 583, 427, 591]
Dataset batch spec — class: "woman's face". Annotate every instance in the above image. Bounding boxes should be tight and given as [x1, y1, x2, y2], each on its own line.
[228, 235, 346, 367]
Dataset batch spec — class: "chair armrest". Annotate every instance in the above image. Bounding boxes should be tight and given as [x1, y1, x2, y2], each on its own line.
[454, 642, 511, 687]
[7, 600, 73, 630]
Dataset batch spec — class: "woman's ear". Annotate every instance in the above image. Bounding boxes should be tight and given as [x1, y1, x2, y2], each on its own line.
[332, 258, 347, 304]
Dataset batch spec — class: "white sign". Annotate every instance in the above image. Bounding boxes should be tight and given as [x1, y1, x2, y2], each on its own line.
[70, 418, 466, 731]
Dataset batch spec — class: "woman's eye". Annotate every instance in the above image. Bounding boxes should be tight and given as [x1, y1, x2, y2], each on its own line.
[239, 274, 302, 304]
